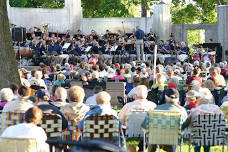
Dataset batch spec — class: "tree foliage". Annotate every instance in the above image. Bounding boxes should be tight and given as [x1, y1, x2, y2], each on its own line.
[9, 0, 65, 8]
[9, 0, 228, 22]
[171, 0, 227, 24]
[82, 0, 129, 17]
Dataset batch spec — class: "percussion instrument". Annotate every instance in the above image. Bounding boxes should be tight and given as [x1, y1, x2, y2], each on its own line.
[14, 47, 35, 59]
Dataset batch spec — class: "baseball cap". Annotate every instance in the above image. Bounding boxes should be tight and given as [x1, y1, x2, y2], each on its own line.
[165, 88, 179, 99]
[35, 89, 50, 99]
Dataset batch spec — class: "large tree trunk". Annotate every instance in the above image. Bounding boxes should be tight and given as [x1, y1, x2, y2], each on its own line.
[0, 0, 20, 88]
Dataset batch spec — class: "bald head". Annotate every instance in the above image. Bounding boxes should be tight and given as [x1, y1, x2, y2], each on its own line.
[55, 87, 67, 101]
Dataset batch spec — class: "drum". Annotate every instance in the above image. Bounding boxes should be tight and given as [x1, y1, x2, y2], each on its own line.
[14, 47, 35, 59]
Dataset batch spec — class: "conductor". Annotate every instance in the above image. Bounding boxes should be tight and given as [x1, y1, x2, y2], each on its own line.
[135, 26, 145, 61]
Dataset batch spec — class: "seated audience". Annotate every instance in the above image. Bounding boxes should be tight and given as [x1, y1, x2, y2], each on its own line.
[119, 85, 157, 126]
[1, 106, 49, 152]
[60, 86, 89, 124]
[10, 83, 19, 99]
[184, 90, 198, 110]
[182, 89, 223, 152]
[144, 88, 187, 152]
[111, 69, 125, 80]
[85, 86, 103, 105]
[0, 88, 14, 111]
[3, 86, 34, 112]
[53, 73, 66, 86]
[35, 89, 68, 130]
[50, 87, 68, 109]
[34, 71, 47, 90]
[79, 91, 118, 131]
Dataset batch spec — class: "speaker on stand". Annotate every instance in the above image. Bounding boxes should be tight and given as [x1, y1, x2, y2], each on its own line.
[12, 27, 26, 68]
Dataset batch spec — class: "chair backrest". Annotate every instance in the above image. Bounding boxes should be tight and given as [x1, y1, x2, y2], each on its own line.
[221, 106, 228, 128]
[37, 113, 62, 138]
[0, 137, 37, 152]
[192, 113, 226, 146]
[0, 112, 24, 133]
[106, 82, 126, 106]
[148, 110, 181, 145]
[126, 110, 147, 138]
[70, 81, 83, 87]
[62, 116, 81, 141]
[83, 115, 120, 145]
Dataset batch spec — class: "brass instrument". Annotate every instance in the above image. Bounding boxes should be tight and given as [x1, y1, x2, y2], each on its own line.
[10, 23, 16, 28]
[42, 24, 49, 35]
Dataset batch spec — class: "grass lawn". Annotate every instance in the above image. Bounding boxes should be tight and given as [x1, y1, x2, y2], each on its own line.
[126, 140, 227, 152]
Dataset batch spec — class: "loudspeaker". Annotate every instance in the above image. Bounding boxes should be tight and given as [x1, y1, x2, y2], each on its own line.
[12, 27, 26, 42]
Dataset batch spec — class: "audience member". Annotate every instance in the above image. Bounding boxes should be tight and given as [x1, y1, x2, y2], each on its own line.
[60, 86, 89, 124]
[0, 88, 14, 111]
[79, 91, 118, 131]
[1, 106, 49, 152]
[35, 89, 68, 130]
[3, 86, 33, 112]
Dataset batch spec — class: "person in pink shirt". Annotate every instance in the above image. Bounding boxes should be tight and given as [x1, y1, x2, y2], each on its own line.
[111, 69, 125, 80]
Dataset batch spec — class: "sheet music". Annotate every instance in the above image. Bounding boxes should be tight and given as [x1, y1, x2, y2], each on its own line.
[62, 43, 71, 49]
[110, 46, 118, 52]
[85, 46, 92, 52]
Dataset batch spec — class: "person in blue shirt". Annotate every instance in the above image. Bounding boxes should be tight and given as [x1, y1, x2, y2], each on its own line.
[31, 40, 41, 53]
[135, 26, 145, 61]
[74, 41, 82, 56]
[180, 42, 189, 54]
[158, 40, 164, 53]
[90, 40, 99, 54]
[48, 42, 56, 54]
[54, 41, 63, 55]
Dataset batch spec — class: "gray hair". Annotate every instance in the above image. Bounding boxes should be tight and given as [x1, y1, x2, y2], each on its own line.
[0, 88, 14, 101]
[135, 85, 148, 99]
[55, 87, 67, 101]
[199, 88, 214, 104]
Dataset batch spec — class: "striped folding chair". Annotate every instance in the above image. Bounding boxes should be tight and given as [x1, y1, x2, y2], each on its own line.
[126, 110, 147, 139]
[62, 116, 81, 141]
[221, 106, 228, 128]
[221, 106, 228, 150]
[83, 115, 120, 146]
[0, 112, 24, 134]
[0, 137, 38, 152]
[38, 113, 62, 138]
[191, 113, 226, 151]
[143, 110, 182, 152]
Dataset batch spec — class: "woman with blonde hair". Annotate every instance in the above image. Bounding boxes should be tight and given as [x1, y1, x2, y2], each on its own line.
[54, 73, 66, 86]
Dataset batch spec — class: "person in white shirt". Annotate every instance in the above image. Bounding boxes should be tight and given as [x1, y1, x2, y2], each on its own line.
[1, 106, 49, 152]
[85, 86, 103, 106]
[119, 85, 157, 126]
[3, 86, 34, 113]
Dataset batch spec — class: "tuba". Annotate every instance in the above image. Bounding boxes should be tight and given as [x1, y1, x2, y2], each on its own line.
[42, 24, 49, 35]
